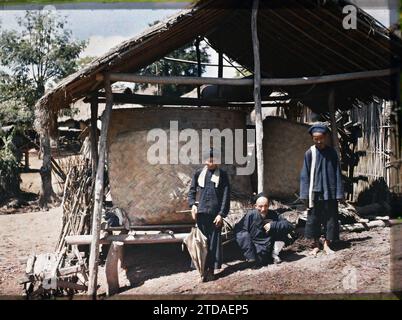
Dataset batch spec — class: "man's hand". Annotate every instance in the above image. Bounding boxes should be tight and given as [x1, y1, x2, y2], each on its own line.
[338, 199, 347, 206]
[191, 205, 198, 221]
[213, 214, 223, 228]
[263, 222, 271, 233]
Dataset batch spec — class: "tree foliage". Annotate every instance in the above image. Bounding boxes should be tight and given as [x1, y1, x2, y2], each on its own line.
[134, 21, 209, 97]
[0, 10, 87, 128]
[0, 129, 21, 200]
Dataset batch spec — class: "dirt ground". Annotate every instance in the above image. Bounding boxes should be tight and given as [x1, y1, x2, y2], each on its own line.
[0, 203, 400, 298]
[98, 226, 395, 298]
[0, 206, 62, 296]
[0, 152, 400, 298]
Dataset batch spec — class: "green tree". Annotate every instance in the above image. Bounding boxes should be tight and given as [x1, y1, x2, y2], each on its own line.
[0, 129, 21, 202]
[0, 10, 87, 127]
[0, 10, 87, 209]
[134, 22, 210, 97]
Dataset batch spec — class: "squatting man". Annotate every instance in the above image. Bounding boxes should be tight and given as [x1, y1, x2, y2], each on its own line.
[235, 195, 294, 267]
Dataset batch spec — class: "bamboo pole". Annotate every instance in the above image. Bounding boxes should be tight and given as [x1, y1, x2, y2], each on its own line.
[162, 56, 241, 68]
[95, 68, 397, 86]
[87, 93, 290, 108]
[252, 0, 264, 193]
[87, 74, 114, 298]
[90, 96, 99, 182]
[196, 37, 201, 100]
[328, 88, 340, 156]
[218, 37, 223, 98]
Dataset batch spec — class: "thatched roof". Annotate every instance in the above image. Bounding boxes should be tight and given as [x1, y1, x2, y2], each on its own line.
[35, 0, 401, 134]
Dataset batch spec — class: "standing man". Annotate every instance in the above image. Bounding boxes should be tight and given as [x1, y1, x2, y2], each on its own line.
[188, 148, 230, 282]
[300, 123, 344, 256]
[234, 195, 294, 266]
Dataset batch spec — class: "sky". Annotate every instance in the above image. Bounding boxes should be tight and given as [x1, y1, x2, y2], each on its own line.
[0, 2, 397, 79]
[0, 6, 238, 78]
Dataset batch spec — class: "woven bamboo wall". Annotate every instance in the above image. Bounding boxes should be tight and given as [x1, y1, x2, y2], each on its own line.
[351, 100, 401, 203]
[107, 107, 252, 225]
[262, 117, 311, 200]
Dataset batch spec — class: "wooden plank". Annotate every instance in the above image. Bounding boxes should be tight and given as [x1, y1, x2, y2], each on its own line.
[58, 264, 83, 276]
[105, 241, 124, 296]
[252, 0, 264, 193]
[105, 224, 194, 231]
[87, 74, 114, 298]
[25, 255, 36, 275]
[95, 68, 398, 86]
[340, 220, 387, 232]
[65, 233, 189, 245]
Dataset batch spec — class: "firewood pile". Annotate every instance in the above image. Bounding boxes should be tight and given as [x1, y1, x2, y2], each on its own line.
[22, 157, 94, 298]
[225, 195, 390, 234]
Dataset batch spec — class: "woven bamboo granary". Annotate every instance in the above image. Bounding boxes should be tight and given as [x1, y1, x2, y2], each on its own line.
[107, 107, 251, 225]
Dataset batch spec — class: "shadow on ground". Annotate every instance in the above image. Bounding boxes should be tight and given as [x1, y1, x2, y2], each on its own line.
[117, 239, 315, 291]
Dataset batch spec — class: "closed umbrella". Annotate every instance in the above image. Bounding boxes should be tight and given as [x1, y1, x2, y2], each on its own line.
[184, 226, 208, 280]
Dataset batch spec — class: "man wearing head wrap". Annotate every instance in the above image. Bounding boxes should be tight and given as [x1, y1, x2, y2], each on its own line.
[188, 148, 230, 282]
[300, 123, 344, 256]
[234, 195, 294, 266]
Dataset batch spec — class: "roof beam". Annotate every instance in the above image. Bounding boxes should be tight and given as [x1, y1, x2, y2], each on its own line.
[85, 93, 290, 107]
[96, 68, 397, 87]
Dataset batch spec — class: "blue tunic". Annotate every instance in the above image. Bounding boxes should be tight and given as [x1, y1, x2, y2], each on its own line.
[234, 209, 294, 262]
[188, 167, 230, 270]
[188, 168, 230, 217]
[299, 146, 344, 201]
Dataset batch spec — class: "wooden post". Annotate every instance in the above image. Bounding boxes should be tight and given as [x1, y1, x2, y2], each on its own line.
[252, 0, 264, 193]
[328, 88, 340, 156]
[87, 74, 113, 298]
[90, 96, 99, 182]
[24, 150, 29, 170]
[105, 241, 124, 296]
[218, 40, 223, 98]
[38, 131, 56, 210]
[196, 37, 202, 100]
[218, 52, 223, 79]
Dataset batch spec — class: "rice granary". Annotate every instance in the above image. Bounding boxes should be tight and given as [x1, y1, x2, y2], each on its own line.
[262, 117, 311, 200]
[107, 107, 252, 225]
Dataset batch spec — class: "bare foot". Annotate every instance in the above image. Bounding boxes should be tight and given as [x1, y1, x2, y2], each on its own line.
[323, 242, 335, 255]
[309, 247, 320, 256]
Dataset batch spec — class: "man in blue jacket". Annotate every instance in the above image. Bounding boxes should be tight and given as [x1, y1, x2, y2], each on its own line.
[234, 195, 294, 266]
[188, 148, 230, 282]
[300, 123, 344, 256]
